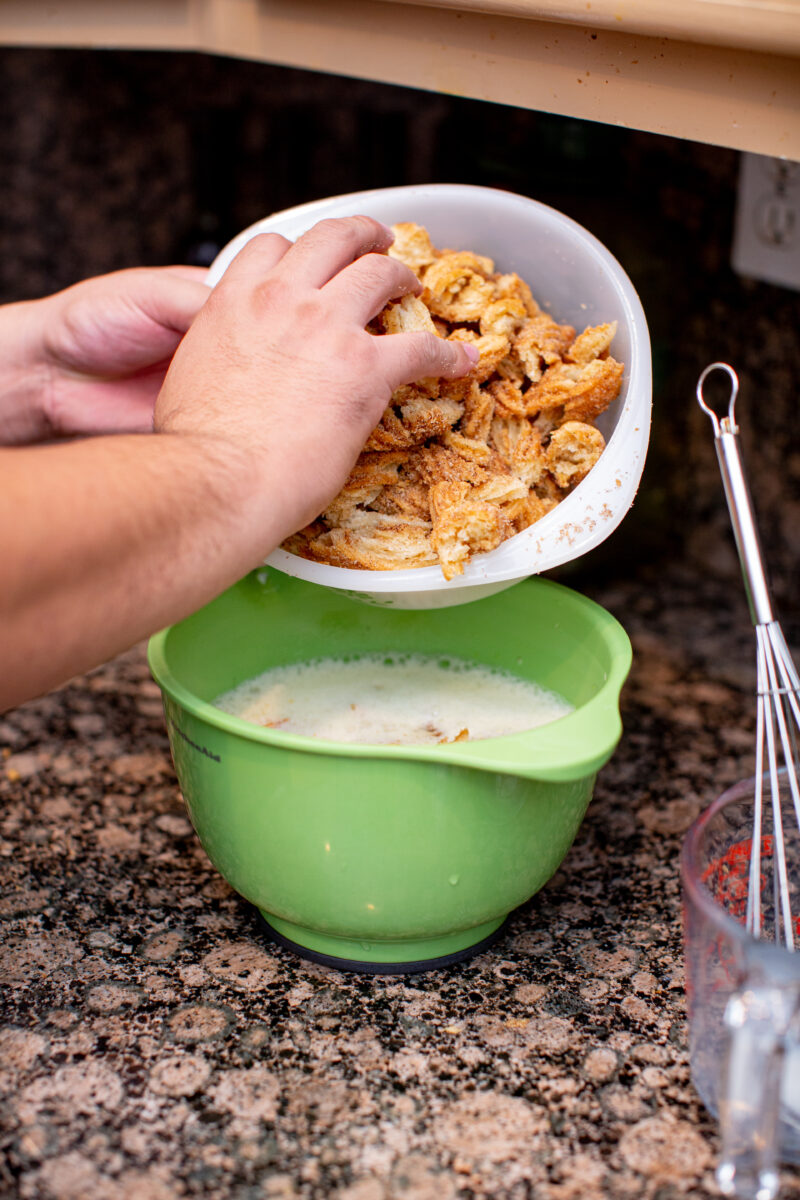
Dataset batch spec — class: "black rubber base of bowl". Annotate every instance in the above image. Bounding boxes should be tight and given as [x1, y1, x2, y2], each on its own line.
[255, 910, 509, 975]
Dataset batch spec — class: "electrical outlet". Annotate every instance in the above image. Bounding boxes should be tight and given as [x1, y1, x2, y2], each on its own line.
[732, 152, 800, 292]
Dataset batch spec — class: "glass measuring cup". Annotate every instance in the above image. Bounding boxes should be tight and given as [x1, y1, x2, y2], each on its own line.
[682, 774, 800, 1200]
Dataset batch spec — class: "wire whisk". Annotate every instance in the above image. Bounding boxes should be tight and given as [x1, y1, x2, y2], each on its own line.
[697, 362, 800, 950]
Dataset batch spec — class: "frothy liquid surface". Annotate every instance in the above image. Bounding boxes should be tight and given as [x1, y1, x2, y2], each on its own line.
[214, 654, 572, 745]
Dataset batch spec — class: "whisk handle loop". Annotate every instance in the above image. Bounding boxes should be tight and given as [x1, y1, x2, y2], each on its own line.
[697, 363, 774, 627]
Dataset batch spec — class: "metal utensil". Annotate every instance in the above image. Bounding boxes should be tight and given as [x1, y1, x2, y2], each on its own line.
[696, 361, 800, 1200]
[697, 361, 800, 949]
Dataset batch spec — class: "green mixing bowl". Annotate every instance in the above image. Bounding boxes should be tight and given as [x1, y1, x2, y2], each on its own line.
[148, 570, 631, 973]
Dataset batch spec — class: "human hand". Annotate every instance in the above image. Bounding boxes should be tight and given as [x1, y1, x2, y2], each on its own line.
[1, 266, 210, 443]
[155, 215, 478, 544]
[0, 218, 477, 708]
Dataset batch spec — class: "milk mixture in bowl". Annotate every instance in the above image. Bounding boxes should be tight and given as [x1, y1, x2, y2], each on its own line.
[214, 653, 572, 746]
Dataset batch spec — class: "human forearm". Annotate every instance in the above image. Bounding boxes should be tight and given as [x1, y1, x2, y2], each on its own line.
[0, 433, 274, 710]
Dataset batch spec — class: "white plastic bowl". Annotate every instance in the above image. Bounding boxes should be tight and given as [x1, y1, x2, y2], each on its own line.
[207, 184, 652, 609]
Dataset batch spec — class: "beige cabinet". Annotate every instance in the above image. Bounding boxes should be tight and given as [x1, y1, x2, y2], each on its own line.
[2, 0, 799, 156]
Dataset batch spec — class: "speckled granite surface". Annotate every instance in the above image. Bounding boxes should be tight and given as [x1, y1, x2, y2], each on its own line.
[3, 562, 796, 1200]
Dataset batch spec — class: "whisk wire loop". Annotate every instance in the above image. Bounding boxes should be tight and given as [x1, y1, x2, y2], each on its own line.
[769, 624, 800, 844]
[749, 687, 766, 936]
[759, 625, 796, 950]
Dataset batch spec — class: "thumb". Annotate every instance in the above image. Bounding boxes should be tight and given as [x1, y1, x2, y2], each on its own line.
[377, 331, 479, 391]
[163, 266, 212, 282]
[136, 269, 213, 335]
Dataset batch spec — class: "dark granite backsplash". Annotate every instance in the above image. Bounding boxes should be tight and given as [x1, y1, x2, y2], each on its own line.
[2, 46, 800, 1200]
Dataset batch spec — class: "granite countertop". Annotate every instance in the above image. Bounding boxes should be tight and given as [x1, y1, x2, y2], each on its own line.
[0, 561, 795, 1200]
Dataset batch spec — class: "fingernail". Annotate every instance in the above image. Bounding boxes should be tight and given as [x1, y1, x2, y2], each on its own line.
[463, 344, 480, 365]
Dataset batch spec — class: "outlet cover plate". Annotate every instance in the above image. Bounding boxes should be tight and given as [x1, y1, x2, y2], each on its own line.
[732, 152, 800, 292]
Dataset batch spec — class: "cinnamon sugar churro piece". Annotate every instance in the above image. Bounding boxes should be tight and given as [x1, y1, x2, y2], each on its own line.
[281, 224, 624, 579]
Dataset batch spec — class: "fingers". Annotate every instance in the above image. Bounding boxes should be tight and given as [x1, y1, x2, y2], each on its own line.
[215, 232, 293, 289]
[376, 332, 479, 392]
[208, 218, 397, 315]
[322, 252, 420, 327]
[275, 215, 394, 290]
